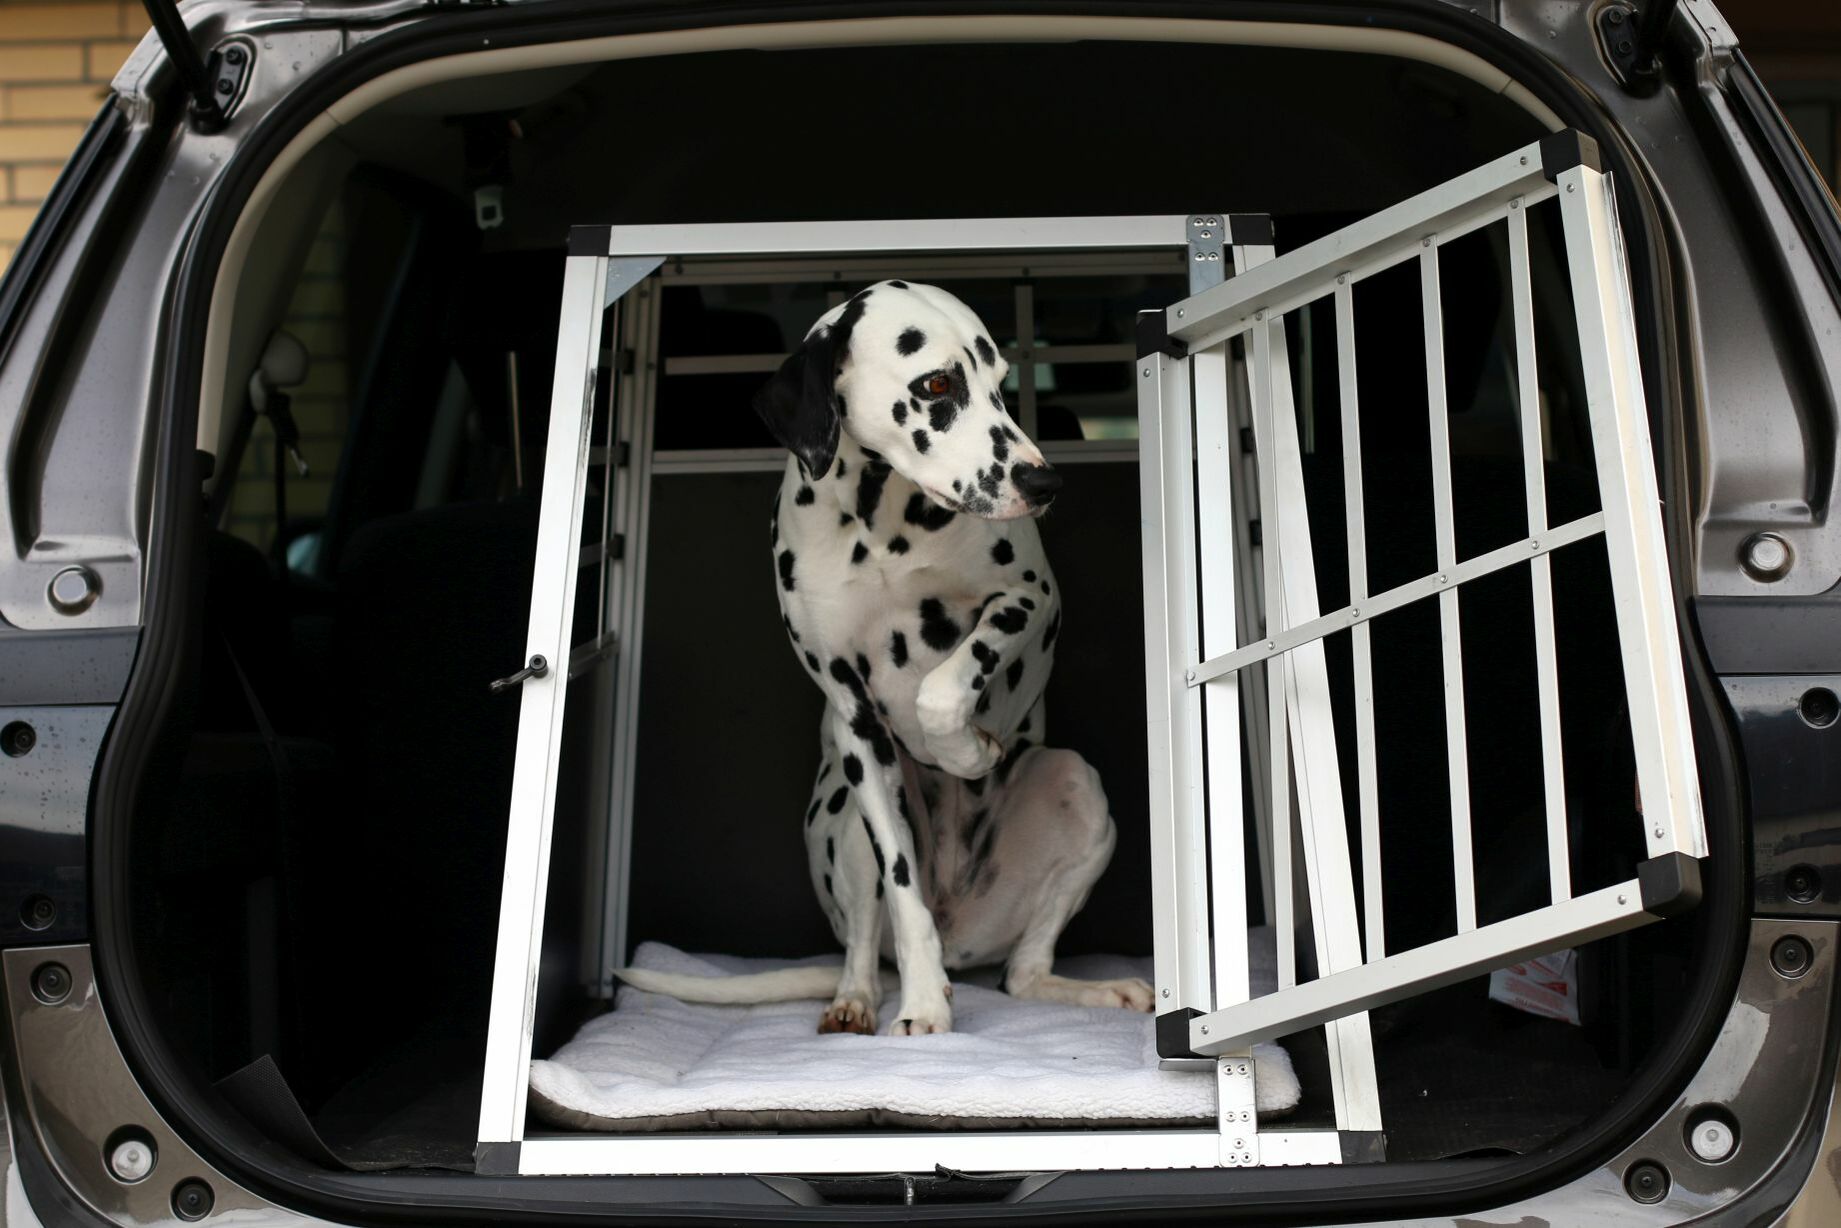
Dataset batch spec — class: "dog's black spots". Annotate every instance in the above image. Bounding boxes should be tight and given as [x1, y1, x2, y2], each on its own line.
[1019, 597, 1036, 611]
[990, 425, 1010, 462]
[876, 700, 888, 715]
[778, 549, 796, 591]
[806, 796, 823, 825]
[990, 606, 1029, 635]
[850, 541, 869, 565]
[975, 687, 992, 714]
[856, 460, 891, 528]
[975, 336, 998, 368]
[794, 484, 815, 506]
[919, 598, 960, 651]
[970, 640, 999, 675]
[835, 394, 847, 419]
[911, 428, 930, 454]
[835, 458, 847, 479]
[851, 699, 897, 766]
[839, 512, 855, 527]
[804, 650, 820, 672]
[860, 446, 884, 463]
[888, 535, 910, 555]
[823, 873, 833, 896]
[1006, 659, 1026, 691]
[896, 785, 911, 820]
[888, 279, 908, 289]
[971, 676, 985, 691]
[928, 398, 959, 434]
[830, 656, 863, 693]
[951, 478, 962, 492]
[860, 815, 886, 878]
[1002, 425, 1017, 442]
[1022, 569, 1037, 583]
[963, 344, 979, 371]
[827, 786, 849, 814]
[1040, 580, 1052, 596]
[889, 630, 909, 668]
[817, 761, 832, 782]
[1043, 609, 1062, 649]
[855, 652, 872, 681]
[892, 399, 908, 426]
[849, 286, 874, 304]
[826, 836, 836, 864]
[991, 538, 1015, 566]
[904, 491, 956, 532]
[977, 464, 1003, 497]
[989, 391, 1004, 411]
[783, 613, 801, 641]
[843, 753, 864, 785]
[892, 853, 912, 887]
[897, 327, 926, 356]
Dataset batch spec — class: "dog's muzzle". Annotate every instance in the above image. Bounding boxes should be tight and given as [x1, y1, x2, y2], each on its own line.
[1012, 462, 1063, 509]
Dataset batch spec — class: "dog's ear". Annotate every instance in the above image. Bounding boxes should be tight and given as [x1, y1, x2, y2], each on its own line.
[753, 326, 843, 481]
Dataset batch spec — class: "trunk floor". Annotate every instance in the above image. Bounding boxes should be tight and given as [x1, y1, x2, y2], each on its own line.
[311, 978, 1623, 1170]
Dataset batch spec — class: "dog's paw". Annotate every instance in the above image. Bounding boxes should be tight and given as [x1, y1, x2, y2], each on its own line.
[922, 723, 1003, 779]
[1010, 974, 1156, 1012]
[888, 991, 953, 1036]
[818, 997, 878, 1035]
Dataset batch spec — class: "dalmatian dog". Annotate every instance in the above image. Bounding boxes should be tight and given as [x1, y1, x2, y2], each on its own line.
[616, 282, 1150, 1036]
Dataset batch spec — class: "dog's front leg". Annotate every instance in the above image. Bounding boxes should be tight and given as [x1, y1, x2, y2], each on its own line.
[822, 669, 953, 1036]
[918, 588, 1050, 778]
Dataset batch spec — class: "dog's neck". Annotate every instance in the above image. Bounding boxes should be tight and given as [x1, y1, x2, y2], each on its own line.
[815, 433, 934, 541]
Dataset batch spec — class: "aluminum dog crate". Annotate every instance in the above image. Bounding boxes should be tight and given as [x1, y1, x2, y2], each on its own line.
[476, 130, 1706, 1178]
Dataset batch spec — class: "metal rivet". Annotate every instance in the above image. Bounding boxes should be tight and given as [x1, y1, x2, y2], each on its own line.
[1654, 826, 1665, 839]
[107, 1135, 156, 1184]
[1687, 1115, 1737, 1163]
[1160, 987, 1170, 998]
[1200, 1026, 1209, 1035]
[1520, 155, 1529, 165]
[1142, 367, 1152, 378]
[1618, 894, 1628, 905]
[1184, 668, 1196, 683]
[47, 565, 100, 615]
[1350, 608, 1360, 619]
[1422, 236, 1433, 247]
[1566, 183, 1576, 193]
[1438, 573, 1449, 585]
[1177, 308, 1185, 318]
[1772, 935, 1813, 979]
[1741, 532, 1792, 582]
[1531, 540, 1540, 550]
[31, 962, 70, 1005]
[1265, 640, 1275, 651]
[1336, 273, 1347, 284]
[1254, 310, 1265, 321]
[1510, 197, 1521, 209]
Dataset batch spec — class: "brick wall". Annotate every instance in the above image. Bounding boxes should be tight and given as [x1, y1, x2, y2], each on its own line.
[0, 1, 148, 270]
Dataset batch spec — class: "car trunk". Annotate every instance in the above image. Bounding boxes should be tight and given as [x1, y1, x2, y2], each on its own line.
[118, 28, 1714, 1203]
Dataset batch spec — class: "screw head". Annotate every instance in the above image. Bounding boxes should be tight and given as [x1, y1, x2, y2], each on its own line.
[1200, 1025, 1209, 1035]
[1771, 935, 1813, 979]
[1624, 1160, 1669, 1204]
[3, 720, 35, 757]
[1567, 183, 1576, 192]
[1618, 894, 1628, 905]
[31, 961, 71, 1005]
[21, 894, 55, 931]
[1686, 1113, 1737, 1163]
[47, 565, 99, 614]
[1785, 864, 1821, 904]
[108, 1136, 156, 1183]
[225, 45, 247, 65]
[1160, 987, 1170, 998]
[1741, 532, 1792, 581]
[172, 1178, 215, 1222]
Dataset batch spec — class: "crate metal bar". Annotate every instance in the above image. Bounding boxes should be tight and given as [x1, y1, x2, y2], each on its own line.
[1336, 281, 1384, 960]
[1556, 166, 1706, 859]
[1193, 339, 1248, 1013]
[1421, 245, 1477, 935]
[479, 253, 609, 1145]
[1141, 349, 1213, 1020]
[1508, 203, 1572, 903]
[1250, 316, 1295, 993]
[1189, 878, 1657, 1055]
[1189, 512, 1606, 684]
[593, 215, 1193, 258]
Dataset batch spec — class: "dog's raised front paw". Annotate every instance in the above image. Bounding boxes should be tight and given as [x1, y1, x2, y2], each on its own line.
[818, 997, 878, 1035]
[921, 722, 1003, 779]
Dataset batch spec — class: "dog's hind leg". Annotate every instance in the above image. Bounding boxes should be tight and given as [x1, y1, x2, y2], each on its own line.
[995, 748, 1155, 1011]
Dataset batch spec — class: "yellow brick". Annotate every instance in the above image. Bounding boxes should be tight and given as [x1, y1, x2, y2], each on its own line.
[85, 39, 137, 81]
[7, 83, 107, 121]
[0, 205, 42, 242]
[0, 44, 86, 82]
[10, 164, 61, 203]
[0, 123, 85, 162]
[116, 2, 150, 38]
[0, 5, 125, 41]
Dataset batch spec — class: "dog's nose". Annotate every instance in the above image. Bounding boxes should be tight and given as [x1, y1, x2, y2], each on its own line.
[1011, 462, 1063, 507]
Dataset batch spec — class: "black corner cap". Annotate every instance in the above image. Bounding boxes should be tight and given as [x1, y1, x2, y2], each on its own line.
[1228, 213, 1274, 245]
[1538, 131, 1603, 183]
[474, 1141, 521, 1175]
[1340, 1131, 1387, 1164]
[567, 225, 611, 256]
[1156, 1007, 1202, 1058]
[1639, 851, 1704, 918]
[1136, 309, 1187, 361]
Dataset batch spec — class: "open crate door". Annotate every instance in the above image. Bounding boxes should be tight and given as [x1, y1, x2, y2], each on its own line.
[1139, 131, 1707, 1067]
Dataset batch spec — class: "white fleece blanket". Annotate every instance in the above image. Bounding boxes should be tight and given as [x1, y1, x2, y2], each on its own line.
[529, 940, 1298, 1130]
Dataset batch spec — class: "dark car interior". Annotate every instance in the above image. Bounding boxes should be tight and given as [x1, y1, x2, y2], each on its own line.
[125, 39, 1703, 1174]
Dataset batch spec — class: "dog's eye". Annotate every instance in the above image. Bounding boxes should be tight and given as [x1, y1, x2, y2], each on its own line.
[925, 374, 952, 396]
